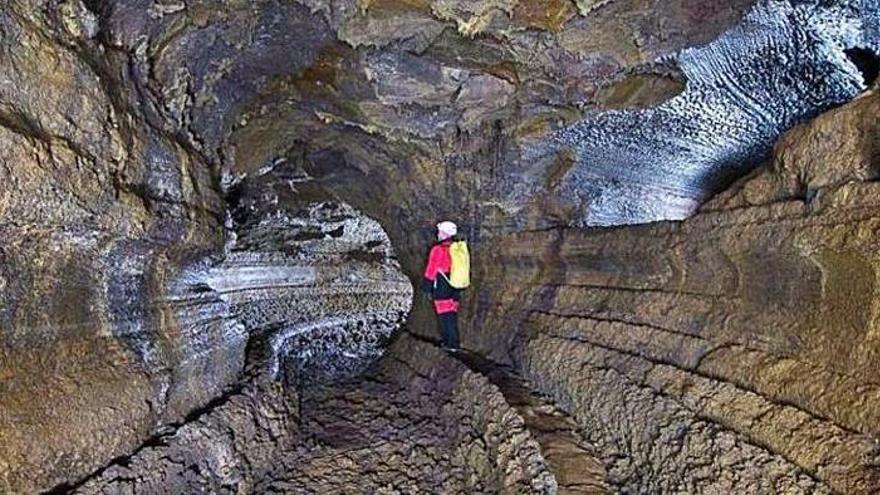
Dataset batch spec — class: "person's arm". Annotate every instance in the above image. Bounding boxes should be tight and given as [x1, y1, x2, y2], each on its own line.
[421, 245, 440, 294]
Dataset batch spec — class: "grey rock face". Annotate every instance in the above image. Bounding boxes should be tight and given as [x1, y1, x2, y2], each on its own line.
[0, 1, 411, 480]
[202, 200, 413, 385]
[526, 0, 880, 226]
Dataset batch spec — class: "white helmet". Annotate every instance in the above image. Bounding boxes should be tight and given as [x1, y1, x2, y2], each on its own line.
[436, 221, 457, 239]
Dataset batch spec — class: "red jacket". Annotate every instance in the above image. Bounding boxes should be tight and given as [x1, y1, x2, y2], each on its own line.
[423, 240, 452, 282]
[422, 240, 460, 314]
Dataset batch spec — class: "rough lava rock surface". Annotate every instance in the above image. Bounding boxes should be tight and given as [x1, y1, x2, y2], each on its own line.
[464, 89, 880, 494]
[2, 0, 880, 493]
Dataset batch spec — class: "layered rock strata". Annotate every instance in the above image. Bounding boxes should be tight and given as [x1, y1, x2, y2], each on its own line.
[206, 197, 413, 385]
[3, 0, 880, 492]
[0, 2, 231, 490]
[464, 89, 880, 493]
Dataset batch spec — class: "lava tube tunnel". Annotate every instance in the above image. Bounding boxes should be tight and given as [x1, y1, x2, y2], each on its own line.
[1, 0, 880, 493]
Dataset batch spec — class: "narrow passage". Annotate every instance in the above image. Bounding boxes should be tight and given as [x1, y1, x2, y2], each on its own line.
[408, 331, 609, 494]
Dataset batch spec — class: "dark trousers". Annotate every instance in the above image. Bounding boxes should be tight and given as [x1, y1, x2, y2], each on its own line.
[439, 312, 459, 349]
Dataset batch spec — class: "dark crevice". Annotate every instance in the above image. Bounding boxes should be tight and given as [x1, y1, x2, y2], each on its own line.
[42, 383, 248, 495]
[846, 47, 880, 88]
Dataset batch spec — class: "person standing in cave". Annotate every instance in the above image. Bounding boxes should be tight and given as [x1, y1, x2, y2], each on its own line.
[421, 221, 469, 352]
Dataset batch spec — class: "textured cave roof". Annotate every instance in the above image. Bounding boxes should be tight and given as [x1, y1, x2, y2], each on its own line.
[91, 0, 880, 229]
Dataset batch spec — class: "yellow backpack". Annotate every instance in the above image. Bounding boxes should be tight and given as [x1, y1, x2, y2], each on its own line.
[448, 240, 470, 289]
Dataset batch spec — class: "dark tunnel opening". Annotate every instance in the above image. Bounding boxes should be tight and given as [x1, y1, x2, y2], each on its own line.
[846, 47, 880, 88]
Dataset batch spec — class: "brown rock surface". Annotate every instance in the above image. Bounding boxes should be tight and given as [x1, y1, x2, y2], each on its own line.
[73, 336, 558, 494]
[2, 0, 880, 492]
[0, 2, 231, 490]
[464, 90, 880, 493]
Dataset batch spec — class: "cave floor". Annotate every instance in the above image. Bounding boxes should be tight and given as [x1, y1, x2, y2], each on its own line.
[263, 332, 610, 493]
[451, 350, 609, 494]
[65, 331, 607, 494]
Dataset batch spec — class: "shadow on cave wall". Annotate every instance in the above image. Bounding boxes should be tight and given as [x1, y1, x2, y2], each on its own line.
[846, 47, 880, 87]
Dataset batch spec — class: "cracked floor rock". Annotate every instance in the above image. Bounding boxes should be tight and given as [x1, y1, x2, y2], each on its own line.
[73, 381, 297, 495]
[259, 335, 557, 494]
[70, 336, 561, 494]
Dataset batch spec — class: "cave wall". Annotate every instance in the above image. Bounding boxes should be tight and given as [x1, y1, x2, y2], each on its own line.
[534, 0, 880, 225]
[464, 89, 880, 493]
[0, 2, 409, 490]
[3, 0, 880, 492]
[0, 3, 234, 491]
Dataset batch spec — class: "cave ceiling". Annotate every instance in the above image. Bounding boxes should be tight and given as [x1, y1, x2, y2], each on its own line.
[93, 0, 879, 231]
